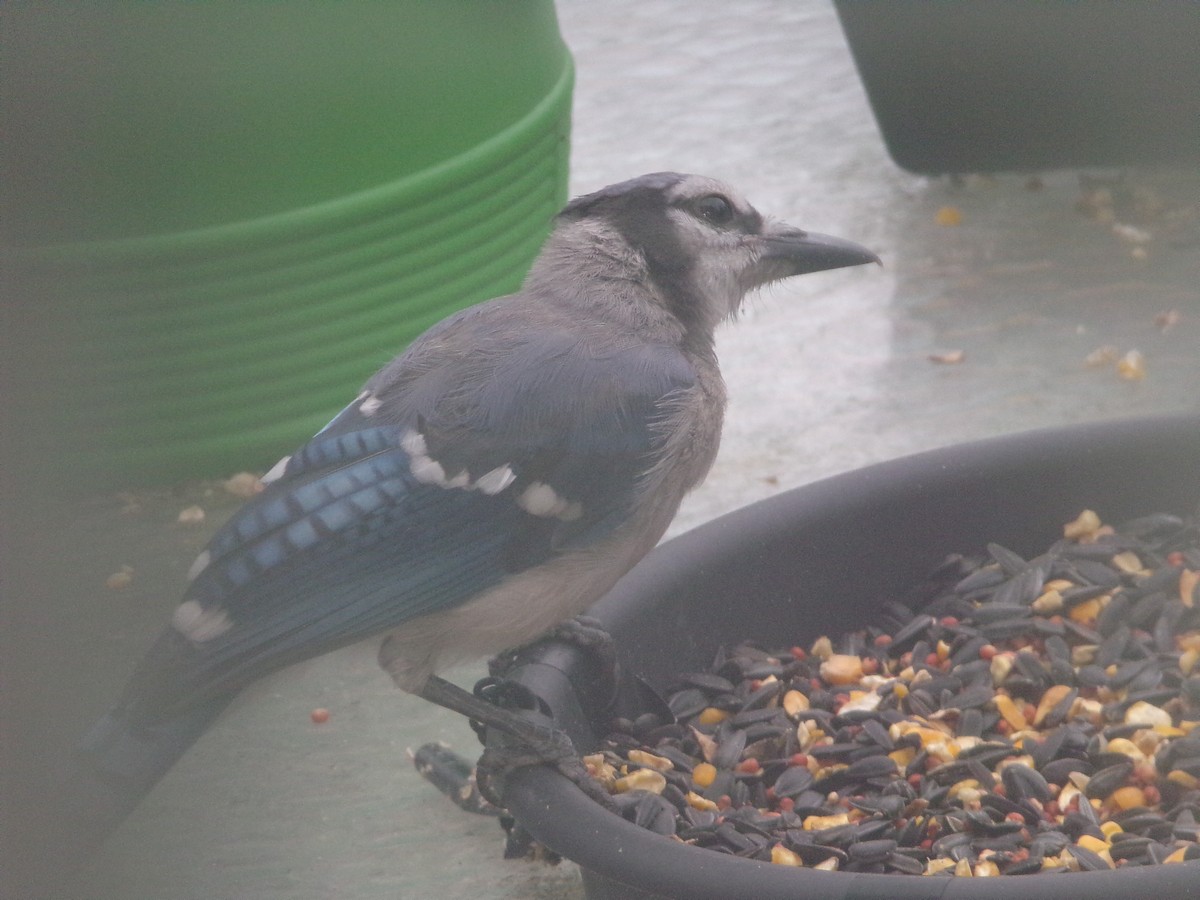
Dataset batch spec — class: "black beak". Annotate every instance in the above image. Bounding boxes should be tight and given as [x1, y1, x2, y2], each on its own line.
[759, 224, 881, 276]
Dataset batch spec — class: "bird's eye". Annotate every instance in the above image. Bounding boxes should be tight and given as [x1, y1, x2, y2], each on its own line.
[692, 194, 735, 226]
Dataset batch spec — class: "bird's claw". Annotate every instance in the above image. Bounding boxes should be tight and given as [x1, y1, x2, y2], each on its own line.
[475, 729, 617, 813]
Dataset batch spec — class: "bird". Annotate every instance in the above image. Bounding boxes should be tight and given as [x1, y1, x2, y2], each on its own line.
[58, 171, 879, 863]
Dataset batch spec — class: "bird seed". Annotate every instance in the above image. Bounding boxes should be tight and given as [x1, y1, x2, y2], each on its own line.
[588, 509, 1200, 876]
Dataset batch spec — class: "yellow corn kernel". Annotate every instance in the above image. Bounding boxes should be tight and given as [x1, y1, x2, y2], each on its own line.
[692, 762, 717, 789]
[1100, 821, 1124, 839]
[814, 763, 848, 784]
[1168, 769, 1199, 789]
[582, 753, 605, 768]
[613, 769, 666, 794]
[1031, 588, 1064, 614]
[974, 860, 1000, 877]
[1181, 569, 1199, 608]
[686, 791, 718, 811]
[989, 652, 1015, 684]
[1179, 632, 1200, 652]
[627, 749, 674, 772]
[698, 707, 729, 726]
[1034, 684, 1074, 727]
[583, 754, 618, 788]
[998, 754, 1039, 773]
[771, 844, 803, 867]
[1135, 730, 1163, 755]
[1065, 772, 1092, 797]
[783, 689, 811, 717]
[1069, 596, 1104, 623]
[690, 726, 717, 762]
[803, 813, 851, 831]
[1164, 846, 1189, 864]
[1071, 644, 1098, 666]
[958, 787, 984, 807]
[994, 693, 1028, 731]
[948, 778, 981, 800]
[1105, 737, 1145, 759]
[956, 735, 982, 754]
[810, 636, 833, 660]
[1180, 649, 1199, 676]
[892, 682, 909, 700]
[820, 653, 864, 686]
[925, 858, 956, 876]
[796, 721, 825, 749]
[1078, 834, 1110, 854]
[889, 747, 916, 769]
[1111, 551, 1144, 574]
[1125, 700, 1172, 729]
[1071, 697, 1104, 726]
[840, 689, 882, 714]
[954, 857, 973, 877]
[813, 857, 839, 872]
[1064, 510, 1103, 540]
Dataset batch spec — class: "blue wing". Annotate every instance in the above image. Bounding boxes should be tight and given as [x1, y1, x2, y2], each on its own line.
[120, 320, 696, 722]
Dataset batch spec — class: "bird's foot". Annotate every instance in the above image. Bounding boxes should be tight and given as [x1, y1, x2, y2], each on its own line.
[475, 726, 616, 813]
[416, 674, 616, 813]
[470, 677, 617, 812]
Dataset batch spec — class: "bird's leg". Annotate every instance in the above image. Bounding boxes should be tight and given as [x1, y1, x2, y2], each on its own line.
[416, 674, 614, 811]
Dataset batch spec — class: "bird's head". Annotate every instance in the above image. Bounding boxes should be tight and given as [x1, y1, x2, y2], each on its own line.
[537, 172, 879, 343]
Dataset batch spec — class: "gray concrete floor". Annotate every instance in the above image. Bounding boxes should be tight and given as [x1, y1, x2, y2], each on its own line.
[8, 1, 1199, 898]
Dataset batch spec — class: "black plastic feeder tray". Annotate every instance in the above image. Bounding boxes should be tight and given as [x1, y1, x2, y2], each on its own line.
[494, 414, 1200, 900]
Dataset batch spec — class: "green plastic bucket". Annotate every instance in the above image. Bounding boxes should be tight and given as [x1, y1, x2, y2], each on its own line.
[2, 3, 573, 488]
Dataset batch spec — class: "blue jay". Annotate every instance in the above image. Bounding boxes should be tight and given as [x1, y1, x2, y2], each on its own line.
[64, 172, 878, 856]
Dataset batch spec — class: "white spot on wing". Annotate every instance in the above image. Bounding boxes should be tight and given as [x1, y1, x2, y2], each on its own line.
[518, 482, 559, 516]
[475, 464, 516, 495]
[443, 470, 471, 489]
[186, 550, 211, 581]
[401, 427, 512, 493]
[409, 455, 448, 485]
[172, 599, 233, 642]
[261, 454, 291, 485]
[359, 392, 383, 416]
[400, 429, 428, 457]
[518, 481, 582, 520]
[402, 429, 449, 485]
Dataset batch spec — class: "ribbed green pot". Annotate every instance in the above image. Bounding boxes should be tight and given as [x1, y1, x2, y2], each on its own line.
[3, 2, 573, 487]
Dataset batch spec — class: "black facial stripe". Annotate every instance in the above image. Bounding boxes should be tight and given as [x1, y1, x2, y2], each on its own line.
[603, 190, 704, 332]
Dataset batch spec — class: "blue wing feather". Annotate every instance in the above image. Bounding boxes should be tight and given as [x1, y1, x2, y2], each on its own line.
[64, 239, 721, 869]
[120, 312, 697, 722]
